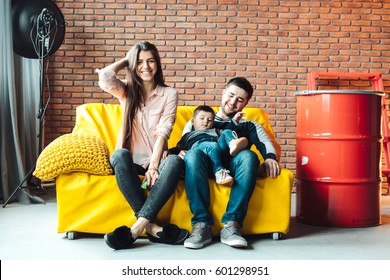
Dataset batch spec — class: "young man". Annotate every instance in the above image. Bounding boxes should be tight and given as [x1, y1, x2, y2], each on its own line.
[183, 77, 281, 249]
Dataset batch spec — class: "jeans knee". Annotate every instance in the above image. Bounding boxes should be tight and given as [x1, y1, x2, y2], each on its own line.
[184, 149, 208, 169]
[208, 142, 218, 149]
[235, 150, 260, 169]
[110, 148, 130, 167]
[164, 154, 184, 172]
[248, 151, 260, 165]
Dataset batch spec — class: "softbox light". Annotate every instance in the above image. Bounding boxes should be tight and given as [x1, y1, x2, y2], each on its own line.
[12, 0, 66, 59]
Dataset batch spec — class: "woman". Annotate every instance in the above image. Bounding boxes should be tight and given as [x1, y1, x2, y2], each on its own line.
[97, 41, 188, 250]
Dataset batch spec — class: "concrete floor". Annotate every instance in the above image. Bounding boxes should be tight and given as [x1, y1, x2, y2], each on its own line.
[1, 191, 390, 260]
[1, 191, 389, 279]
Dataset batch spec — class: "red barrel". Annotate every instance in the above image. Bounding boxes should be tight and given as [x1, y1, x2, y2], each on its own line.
[295, 90, 383, 227]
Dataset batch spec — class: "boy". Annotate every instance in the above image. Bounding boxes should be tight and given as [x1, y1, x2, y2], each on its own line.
[169, 105, 248, 184]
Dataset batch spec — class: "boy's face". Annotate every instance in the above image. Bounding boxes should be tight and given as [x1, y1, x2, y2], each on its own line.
[192, 111, 214, 131]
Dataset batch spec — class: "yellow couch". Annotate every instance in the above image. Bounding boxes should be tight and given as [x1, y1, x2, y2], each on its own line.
[56, 103, 293, 239]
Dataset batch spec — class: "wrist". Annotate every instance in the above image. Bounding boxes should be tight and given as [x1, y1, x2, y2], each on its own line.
[121, 57, 129, 67]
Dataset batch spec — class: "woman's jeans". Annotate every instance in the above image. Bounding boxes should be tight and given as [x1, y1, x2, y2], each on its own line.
[191, 130, 235, 174]
[110, 148, 184, 223]
[184, 148, 259, 227]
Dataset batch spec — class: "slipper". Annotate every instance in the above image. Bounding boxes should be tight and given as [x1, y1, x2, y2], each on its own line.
[104, 225, 136, 250]
[147, 224, 189, 245]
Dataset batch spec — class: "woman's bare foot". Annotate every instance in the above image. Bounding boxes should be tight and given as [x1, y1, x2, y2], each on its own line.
[145, 223, 163, 238]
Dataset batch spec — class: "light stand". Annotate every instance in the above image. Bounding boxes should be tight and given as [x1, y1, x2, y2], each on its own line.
[3, 0, 65, 207]
[35, 8, 55, 153]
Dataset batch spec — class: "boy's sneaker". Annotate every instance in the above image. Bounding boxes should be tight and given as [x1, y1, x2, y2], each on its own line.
[229, 137, 248, 156]
[220, 221, 247, 248]
[184, 222, 213, 249]
[215, 169, 233, 184]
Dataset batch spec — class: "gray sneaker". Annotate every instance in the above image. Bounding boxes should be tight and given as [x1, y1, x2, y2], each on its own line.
[220, 221, 247, 248]
[184, 222, 213, 249]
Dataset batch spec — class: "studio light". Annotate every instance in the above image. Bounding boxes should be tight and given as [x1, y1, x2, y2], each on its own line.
[3, 0, 66, 207]
[12, 0, 65, 59]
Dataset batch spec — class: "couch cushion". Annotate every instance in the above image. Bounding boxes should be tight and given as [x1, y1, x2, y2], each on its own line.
[73, 103, 122, 153]
[72, 103, 281, 161]
[33, 132, 113, 179]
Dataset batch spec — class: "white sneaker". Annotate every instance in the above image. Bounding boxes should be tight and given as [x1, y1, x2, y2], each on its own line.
[215, 169, 233, 184]
[229, 132, 248, 156]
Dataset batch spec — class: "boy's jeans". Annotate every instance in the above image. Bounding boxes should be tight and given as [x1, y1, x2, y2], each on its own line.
[191, 129, 236, 174]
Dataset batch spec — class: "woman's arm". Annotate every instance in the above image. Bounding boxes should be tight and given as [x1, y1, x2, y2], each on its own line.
[146, 88, 179, 186]
[96, 57, 128, 100]
[153, 88, 178, 140]
[145, 135, 166, 186]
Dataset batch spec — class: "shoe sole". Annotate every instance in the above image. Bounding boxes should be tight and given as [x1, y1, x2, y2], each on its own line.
[230, 138, 249, 156]
[221, 239, 248, 248]
[217, 177, 233, 185]
[184, 238, 212, 249]
[147, 229, 190, 245]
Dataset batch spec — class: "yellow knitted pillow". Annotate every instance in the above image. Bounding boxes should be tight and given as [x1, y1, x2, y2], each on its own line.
[33, 133, 113, 180]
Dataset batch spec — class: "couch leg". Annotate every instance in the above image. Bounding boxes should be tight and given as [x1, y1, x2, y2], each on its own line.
[272, 232, 284, 240]
[66, 232, 78, 240]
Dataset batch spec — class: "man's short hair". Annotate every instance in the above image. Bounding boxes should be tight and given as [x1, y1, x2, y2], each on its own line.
[226, 77, 254, 100]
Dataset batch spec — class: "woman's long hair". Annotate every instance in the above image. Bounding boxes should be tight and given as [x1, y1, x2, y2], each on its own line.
[121, 41, 166, 149]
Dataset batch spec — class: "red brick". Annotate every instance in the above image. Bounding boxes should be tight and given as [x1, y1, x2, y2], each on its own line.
[44, 0, 390, 188]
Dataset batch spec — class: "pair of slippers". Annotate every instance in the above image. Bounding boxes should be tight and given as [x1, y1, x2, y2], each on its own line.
[104, 224, 189, 250]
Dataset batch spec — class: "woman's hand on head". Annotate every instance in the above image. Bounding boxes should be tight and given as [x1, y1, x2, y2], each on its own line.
[125, 50, 132, 63]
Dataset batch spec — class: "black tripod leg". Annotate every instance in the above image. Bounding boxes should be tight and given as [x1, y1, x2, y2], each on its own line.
[3, 164, 36, 208]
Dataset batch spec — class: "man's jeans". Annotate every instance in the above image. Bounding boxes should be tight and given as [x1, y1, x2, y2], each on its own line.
[110, 148, 184, 223]
[184, 148, 259, 227]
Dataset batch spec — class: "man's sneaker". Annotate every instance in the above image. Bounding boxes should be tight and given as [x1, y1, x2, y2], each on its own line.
[184, 222, 213, 249]
[215, 169, 233, 184]
[229, 137, 248, 156]
[220, 221, 247, 248]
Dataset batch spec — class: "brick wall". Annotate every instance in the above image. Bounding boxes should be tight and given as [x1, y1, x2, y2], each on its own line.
[46, 0, 390, 191]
